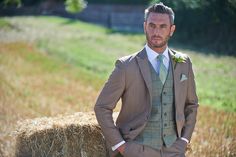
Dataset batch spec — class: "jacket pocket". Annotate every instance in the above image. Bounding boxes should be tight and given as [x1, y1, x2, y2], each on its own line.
[120, 121, 147, 141]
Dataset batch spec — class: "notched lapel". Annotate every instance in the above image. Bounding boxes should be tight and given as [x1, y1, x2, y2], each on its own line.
[169, 50, 177, 69]
[169, 49, 180, 112]
[136, 49, 152, 98]
[168, 50, 179, 88]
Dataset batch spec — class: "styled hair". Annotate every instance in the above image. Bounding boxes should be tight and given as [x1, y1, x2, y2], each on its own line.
[144, 2, 175, 25]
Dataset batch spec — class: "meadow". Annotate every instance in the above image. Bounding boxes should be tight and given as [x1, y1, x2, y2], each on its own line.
[0, 16, 235, 157]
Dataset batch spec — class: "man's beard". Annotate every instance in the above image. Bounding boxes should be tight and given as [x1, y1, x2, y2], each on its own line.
[146, 33, 170, 48]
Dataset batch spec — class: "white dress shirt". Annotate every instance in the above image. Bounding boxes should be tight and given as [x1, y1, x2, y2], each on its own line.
[112, 44, 188, 151]
[145, 44, 170, 72]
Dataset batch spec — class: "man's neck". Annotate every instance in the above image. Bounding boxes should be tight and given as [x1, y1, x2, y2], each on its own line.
[148, 44, 167, 54]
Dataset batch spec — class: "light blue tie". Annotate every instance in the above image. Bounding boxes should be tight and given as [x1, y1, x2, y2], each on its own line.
[157, 54, 168, 84]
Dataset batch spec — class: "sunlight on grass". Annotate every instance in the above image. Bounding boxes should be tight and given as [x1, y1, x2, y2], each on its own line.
[1, 42, 98, 112]
[0, 18, 13, 29]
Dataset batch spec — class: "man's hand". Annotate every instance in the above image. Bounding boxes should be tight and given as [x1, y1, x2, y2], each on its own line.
[117, 143, 126, 155]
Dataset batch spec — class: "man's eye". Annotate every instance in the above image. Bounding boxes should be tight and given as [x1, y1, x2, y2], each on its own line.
[160, 25, 167, 29]
[149, 24, 155, 28]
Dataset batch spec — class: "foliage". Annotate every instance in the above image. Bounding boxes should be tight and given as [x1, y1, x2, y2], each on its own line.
[150, 0, 210, 10]
[1, 0, 21, 7]
[0, 0, 87, 13]
[85, 0, 148, 5]
[0, 0, 149, 6]
[65, 0, 87, 13]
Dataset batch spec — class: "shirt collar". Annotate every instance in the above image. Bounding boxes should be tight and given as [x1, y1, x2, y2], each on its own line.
[145, 44, 169, 62]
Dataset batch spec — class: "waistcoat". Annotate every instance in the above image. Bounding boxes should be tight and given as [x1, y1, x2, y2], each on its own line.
[135, 61, 177, 149]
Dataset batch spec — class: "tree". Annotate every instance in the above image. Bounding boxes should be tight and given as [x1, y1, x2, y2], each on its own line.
[1, 0, 87, 13]
[2, 0, 21, 7]
[65, 0, 87, 13]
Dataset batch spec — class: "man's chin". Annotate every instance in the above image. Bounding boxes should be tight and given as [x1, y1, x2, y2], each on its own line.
[150, 41, 164, 47]
[152, 43, 166, 48]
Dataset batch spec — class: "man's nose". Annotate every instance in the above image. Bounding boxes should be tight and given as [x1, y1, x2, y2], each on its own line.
[153, 28, 161, 35]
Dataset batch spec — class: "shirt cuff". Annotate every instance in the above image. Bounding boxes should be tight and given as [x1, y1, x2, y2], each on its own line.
[111, 140, 126, 151]
[180, 137, 189, 143]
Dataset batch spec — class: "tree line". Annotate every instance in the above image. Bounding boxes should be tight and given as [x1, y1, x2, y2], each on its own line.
[152, 0, 236, 55]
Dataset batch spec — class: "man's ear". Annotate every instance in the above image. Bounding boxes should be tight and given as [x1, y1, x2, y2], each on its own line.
[143, 22, 146, 34]
[170, 25, 176, 36]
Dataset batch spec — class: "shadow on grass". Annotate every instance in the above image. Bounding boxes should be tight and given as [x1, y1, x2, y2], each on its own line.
[106, 29, 143, 35]
[169, 40, 235, 57]
[107, 29, 236, 57]
[60, 18, 78, 25]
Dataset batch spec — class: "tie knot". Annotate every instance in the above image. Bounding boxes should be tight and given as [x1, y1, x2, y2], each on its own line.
[157, 54, 164, 62]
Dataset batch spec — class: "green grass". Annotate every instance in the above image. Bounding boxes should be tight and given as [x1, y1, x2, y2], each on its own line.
[0, 18, 12, 29]
[0, 16, 235, 112]
[176, 49, 236, 112]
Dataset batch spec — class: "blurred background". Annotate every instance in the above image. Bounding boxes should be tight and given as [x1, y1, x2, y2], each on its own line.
[0, 0, 235, 157]
[1, 0, 236, 55]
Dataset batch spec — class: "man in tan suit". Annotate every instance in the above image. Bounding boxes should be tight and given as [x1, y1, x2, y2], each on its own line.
[94, 2, 198, 157]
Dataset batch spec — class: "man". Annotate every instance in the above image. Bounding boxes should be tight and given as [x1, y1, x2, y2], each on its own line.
[94, 2, 198, 157]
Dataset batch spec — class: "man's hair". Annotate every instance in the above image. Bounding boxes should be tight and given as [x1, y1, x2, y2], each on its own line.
[144, 2, 175, 25]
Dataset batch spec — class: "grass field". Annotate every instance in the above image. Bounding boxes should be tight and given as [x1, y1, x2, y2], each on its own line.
[0, 16, 236, 157]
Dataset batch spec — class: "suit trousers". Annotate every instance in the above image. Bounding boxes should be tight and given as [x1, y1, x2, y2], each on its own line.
[114, 138, 187, 157]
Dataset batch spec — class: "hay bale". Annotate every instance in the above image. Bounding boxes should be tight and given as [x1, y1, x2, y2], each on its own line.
[14, 112, 110, 157]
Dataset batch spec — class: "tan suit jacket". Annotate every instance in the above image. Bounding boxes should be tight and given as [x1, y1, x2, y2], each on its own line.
[94, 48, 198, 156]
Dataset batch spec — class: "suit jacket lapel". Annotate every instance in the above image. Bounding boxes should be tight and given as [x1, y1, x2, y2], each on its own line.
[136, 48, 152, 102]
[169, 49, 180, 112]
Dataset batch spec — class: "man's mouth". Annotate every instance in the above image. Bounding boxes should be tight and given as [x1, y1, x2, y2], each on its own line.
[152, 36, 162, 40]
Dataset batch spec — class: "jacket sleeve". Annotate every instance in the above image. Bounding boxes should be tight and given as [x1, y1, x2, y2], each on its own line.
[182, 57, 199, 141]
[94, 59, 125, 146]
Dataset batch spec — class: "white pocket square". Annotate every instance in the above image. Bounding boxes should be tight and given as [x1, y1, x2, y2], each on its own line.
[180, 74, 188, 82]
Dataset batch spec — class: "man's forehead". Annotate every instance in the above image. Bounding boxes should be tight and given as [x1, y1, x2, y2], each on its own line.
[147, 12, 170, 24]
